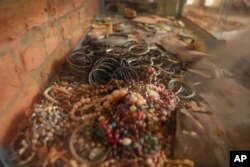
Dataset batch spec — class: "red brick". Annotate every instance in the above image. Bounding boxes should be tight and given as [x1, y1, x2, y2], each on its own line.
[44, 24, 62, 56]
[47, 0, 74, 19]
[23, 77, 44, 97]
[0, 83, 18, 108]
[0, 78, 41, 145]
[22, 78, 41, 107]
[71, 35, 81, 48]
[69, 11, 80, 29]
[0, 0, 101, 146]
[0, 53, 24, 107]
[39, 59, 58, 85]
[72, 0, 83, 7]
[79, 8, 86, 24]
[40, 42, 70, 83]
[85, 0, 99, 16]
[0, 0, 48, 43]
[61, 17, 72, 40]
[20, 39, 46, 71]
[70, 26, 86, 48]
[53, 41, 71, 61]
[0, 106, 26, 145]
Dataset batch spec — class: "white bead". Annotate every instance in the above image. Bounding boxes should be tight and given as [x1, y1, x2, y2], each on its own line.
[122, 137, 132, 146]
[98, 116, 105, 121]
[129, 105, 137, 112]
[89, 147, 106, 161]
[146, 158, 153, 165]
[148, 90, 160, 100]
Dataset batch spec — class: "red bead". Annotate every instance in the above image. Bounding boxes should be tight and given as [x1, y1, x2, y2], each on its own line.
[137, 145, 142, 156]
[137, 112, 142, 119]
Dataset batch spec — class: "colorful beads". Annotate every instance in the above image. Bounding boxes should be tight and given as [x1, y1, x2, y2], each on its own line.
[12, 79, 179, 167]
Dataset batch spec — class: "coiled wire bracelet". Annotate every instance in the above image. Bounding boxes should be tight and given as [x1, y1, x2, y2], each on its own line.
[168, 78, 195, 99]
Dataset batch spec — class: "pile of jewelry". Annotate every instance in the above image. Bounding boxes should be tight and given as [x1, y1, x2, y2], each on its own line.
[9, 40, 197, 167]
[67, 42, 182, 83]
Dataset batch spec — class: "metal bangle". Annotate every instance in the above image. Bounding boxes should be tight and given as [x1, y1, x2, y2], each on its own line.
[128, 44, 150, 56]
[69, 123, 108, 165]
[168, 78, 195, 99]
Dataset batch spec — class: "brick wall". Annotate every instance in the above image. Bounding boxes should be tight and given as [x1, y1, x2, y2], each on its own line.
[0, 0, 99, 145]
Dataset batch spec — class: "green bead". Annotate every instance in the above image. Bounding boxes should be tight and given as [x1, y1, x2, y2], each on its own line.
[108, 124, 113, 129]
[132, 143, 138, 148]
[149, 103, 154, 108]
[149, 149, 154, 154]
[144, 135, 149, 140]
[140, 138, 144, 144]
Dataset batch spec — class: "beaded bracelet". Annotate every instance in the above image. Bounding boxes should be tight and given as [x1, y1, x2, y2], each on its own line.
[43, 87, 59, 104]
[69, 123, 108, 165]
[70, 97, 101, 121]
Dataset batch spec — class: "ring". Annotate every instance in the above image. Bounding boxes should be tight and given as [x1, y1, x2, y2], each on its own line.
[69, 123, 108, 165]
[168, 78, 195, 99]
[128, 44, 150, 56]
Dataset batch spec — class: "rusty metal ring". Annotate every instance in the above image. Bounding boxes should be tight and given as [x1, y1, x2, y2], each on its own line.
[128, 44, 150, 56]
